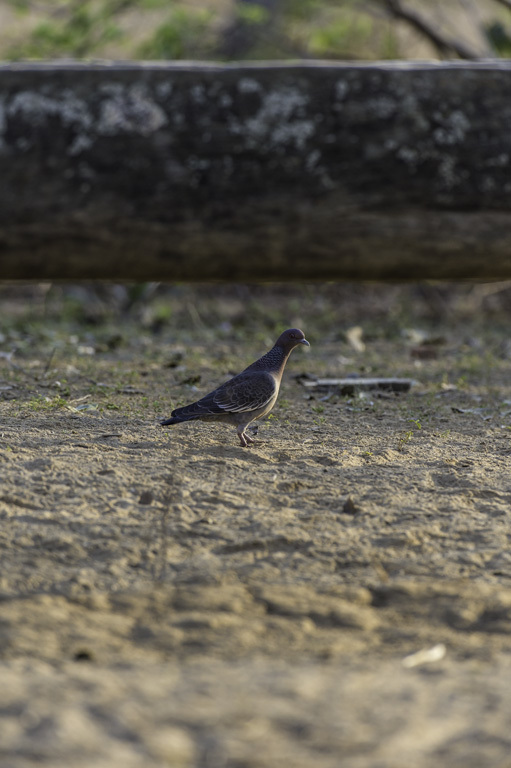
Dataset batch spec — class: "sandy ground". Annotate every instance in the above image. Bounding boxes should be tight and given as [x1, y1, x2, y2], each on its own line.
[1, 283, 511, 766]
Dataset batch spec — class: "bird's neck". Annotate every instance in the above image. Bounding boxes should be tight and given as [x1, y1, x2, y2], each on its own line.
[244, 344, 290, 378]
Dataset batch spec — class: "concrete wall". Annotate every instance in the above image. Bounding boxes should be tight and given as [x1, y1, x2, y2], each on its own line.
[1, 61, 511, 280]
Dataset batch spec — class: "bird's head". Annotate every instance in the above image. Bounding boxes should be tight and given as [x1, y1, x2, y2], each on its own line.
[276, 328, 310, 350]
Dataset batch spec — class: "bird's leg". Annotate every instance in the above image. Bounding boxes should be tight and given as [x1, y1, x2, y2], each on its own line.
[237, 427, 248, 447]
[237, 427, 255, 447]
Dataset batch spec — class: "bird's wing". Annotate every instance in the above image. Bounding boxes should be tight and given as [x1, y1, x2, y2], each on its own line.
[212, 371, 277, 413]
[170, 372, 276, 421]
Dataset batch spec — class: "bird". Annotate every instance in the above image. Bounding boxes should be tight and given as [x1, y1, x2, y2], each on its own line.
[160, 328, 310, 447]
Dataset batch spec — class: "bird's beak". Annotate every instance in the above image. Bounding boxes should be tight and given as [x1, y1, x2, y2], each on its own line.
[300, 339, 310, 347]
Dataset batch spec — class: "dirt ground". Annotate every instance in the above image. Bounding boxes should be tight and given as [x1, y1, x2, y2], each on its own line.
[1, 282, 511, 767]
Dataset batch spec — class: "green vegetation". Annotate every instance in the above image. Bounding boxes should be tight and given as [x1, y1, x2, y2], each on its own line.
[25, 395, 68, 411]
[137, 8, 214, 60]
[7, 0, 123, 59]
[397, 416, 424, 451]
[2, 0, 511, 62]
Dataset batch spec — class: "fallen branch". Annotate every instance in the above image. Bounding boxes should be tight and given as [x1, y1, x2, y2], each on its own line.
[381, 0, 481, 59]
[301, 378, 415, 395]
[493, 0, 511, 12]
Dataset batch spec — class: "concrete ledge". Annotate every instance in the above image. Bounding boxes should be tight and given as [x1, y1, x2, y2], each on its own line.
[1, 61, 511, 279]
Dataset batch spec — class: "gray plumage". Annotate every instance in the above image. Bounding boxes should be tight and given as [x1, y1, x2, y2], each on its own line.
[161, 328, 310, 446]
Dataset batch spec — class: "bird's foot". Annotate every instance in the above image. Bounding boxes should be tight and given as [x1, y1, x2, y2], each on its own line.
[238, 431, 254, 448]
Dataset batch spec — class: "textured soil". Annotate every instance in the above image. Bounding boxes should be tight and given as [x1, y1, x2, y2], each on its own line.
[1, 283, 511, 767]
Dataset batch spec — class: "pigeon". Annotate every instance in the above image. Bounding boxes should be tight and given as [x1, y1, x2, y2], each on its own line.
[161, 328, 310, 447]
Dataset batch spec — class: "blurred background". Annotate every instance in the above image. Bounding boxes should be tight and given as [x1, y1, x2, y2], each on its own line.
[2, 282, 511, 375]
[1, 0, 511, 63]
[2, 1, 511, 361]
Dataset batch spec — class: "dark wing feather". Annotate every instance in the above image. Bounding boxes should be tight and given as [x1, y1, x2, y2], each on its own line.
[172, 371, 276, 420]
[213, 371, 276, 413]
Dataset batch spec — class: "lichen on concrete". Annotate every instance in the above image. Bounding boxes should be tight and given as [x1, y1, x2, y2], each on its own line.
[237, 77, 262, 94]
[433, 110, 470, 146]
[97, 84, 168, 136]
[367, 95, 398, 119]
[242, 87, 315, 150]
[7, 90, 92, 129]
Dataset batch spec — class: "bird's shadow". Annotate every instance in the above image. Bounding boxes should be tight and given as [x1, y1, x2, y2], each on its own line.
[178, 439, 274, 466]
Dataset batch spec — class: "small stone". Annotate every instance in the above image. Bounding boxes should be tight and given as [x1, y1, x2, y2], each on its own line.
[342, 496, 358, 515]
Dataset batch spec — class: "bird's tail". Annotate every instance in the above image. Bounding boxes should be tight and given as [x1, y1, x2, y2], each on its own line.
[160, 406, 201, 426]
[160, 416, 181, 426]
